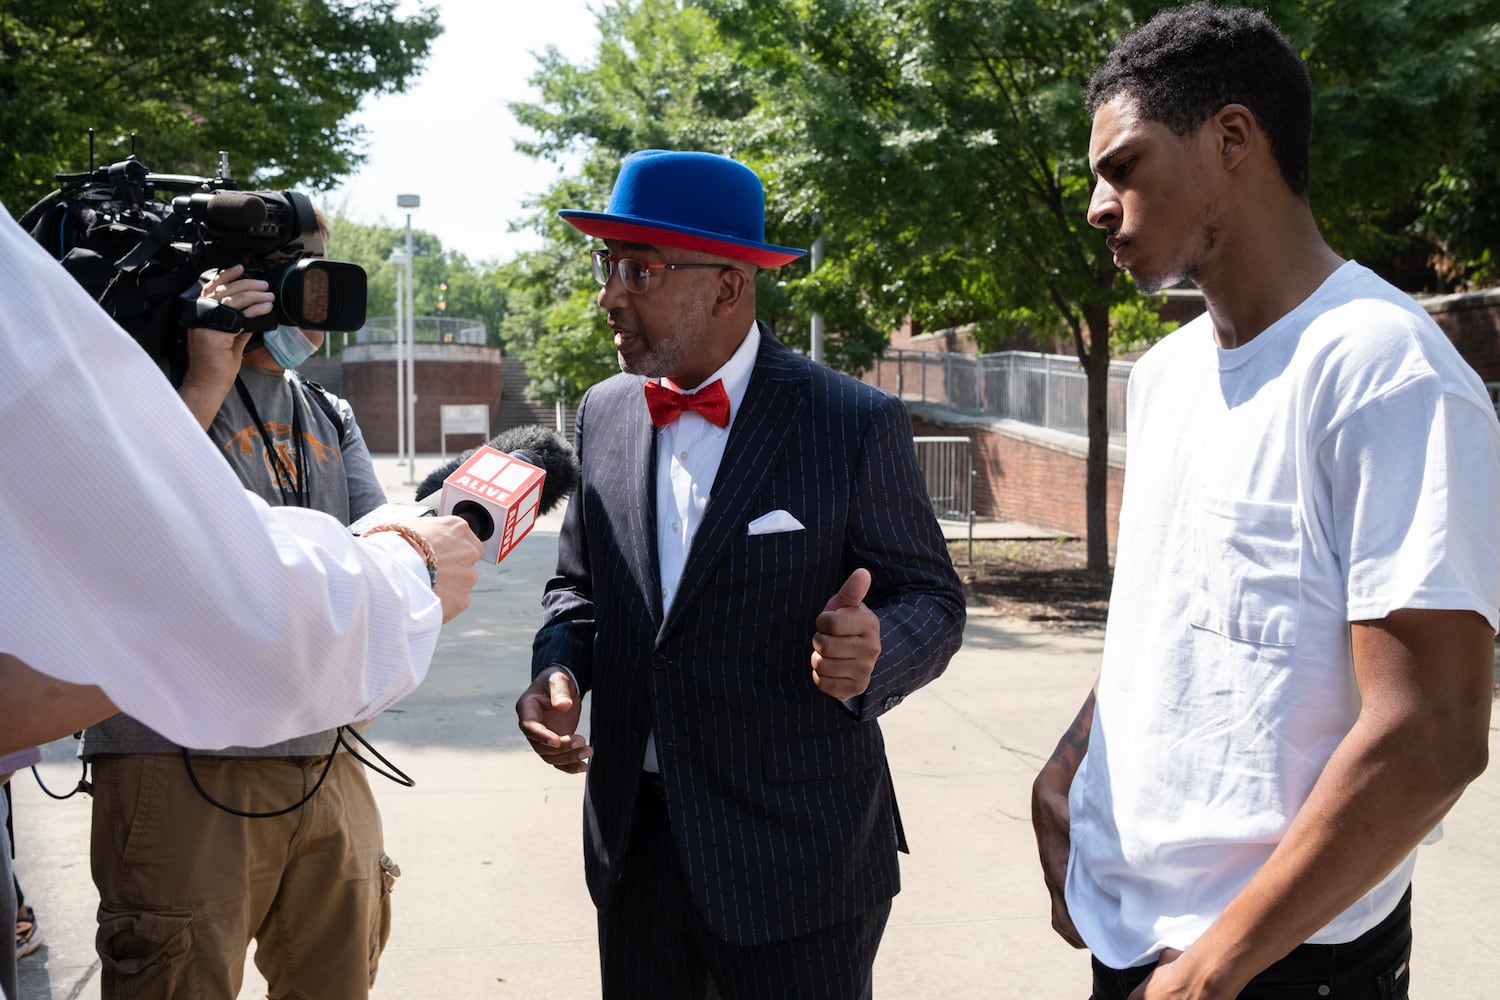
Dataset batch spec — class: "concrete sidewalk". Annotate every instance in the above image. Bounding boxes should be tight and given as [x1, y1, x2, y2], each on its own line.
[12, 455, 1500, 997]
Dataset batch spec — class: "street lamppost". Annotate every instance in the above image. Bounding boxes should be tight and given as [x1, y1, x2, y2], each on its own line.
[388, 249, 410, 473]
[397, 193, 420, 483]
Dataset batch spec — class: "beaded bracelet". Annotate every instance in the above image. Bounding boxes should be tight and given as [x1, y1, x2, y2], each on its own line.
[364, 522, 438, 589]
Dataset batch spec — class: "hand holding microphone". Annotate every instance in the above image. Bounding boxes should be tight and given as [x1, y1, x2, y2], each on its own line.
[350, 425, 579, 583]
[414, 425, 580, 564]
[405, 516, 484, 622]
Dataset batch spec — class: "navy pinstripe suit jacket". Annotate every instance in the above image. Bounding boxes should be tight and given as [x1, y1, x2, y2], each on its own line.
[533, 325, 966, 947]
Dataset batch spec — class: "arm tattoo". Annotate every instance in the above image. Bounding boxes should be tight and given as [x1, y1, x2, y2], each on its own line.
[1051, 690, 1096, 771]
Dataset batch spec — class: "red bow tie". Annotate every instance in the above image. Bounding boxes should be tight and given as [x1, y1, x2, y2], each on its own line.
[644, 379, 731, 428]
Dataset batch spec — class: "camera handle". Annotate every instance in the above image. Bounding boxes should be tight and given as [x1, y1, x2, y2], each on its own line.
[178, 284, 252, 333]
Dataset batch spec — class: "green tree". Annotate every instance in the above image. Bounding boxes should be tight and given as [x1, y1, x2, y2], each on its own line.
[441, 264, 513, 350]
[503, 0, 756, 402]
[0, 0, 442, 214]
[324, 213, 512, 352]
[705, 0, 1132, 570]
[701, 0, 1500, 570]
[512, 0, 1500, 571]
[1274, 0, 1500, 291]
[504, 0, 888, 404]
[1109, 297, 1178, 356]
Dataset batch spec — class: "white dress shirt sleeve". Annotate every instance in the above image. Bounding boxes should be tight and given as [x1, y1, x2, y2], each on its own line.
[0, 206, 442, 750]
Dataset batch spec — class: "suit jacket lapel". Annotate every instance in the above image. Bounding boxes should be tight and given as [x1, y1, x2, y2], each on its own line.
[614, 378, 665, 627]
[660, 329, 808, 640]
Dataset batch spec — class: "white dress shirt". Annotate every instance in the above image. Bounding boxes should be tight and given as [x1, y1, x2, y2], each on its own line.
[0, 205, 442, 752]
[643, 322, 759, 771]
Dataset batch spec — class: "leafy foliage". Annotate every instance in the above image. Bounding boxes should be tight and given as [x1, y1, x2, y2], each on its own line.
[1270, 0, 1500, 289]
[0, 0, 441, 215]
[15, 0, 1492, 568]
[502, 0, 892, 402]
[323, 212, 511, 353]
[1109, 295, 1178, 356]
[696, 0, 1136, 568]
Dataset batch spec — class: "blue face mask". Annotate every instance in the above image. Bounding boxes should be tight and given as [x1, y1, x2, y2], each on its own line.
[263, 324, 320, 369]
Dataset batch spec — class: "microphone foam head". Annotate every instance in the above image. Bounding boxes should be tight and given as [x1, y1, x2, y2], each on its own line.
[415, 424, 579, 512]
[205, 191, 268, 229]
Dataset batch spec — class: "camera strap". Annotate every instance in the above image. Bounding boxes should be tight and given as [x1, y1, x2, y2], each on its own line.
[234, 375, 310, 508]
[114, 211, 188, 271]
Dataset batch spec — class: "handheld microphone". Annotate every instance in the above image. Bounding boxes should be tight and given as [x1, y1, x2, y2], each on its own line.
[413, 425, 580, 563]
[414, 425, 578, 509]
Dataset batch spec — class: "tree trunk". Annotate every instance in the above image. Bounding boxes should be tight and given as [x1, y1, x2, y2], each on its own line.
[1081, 301, 1113, 574]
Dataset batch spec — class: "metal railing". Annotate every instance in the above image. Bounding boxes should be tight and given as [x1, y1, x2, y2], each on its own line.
[874, 349, 1132, 439]
[913, 435, 975, 564]
[354, 315, 487, 346]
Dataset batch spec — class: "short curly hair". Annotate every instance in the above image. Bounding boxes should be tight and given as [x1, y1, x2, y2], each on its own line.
[1086, 3, 1311, 196]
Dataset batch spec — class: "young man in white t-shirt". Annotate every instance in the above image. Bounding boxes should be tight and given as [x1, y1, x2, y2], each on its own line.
[1031, 4, 1500, 999]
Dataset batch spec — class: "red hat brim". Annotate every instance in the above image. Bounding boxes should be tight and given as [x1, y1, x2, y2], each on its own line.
[559, 213, 805, 268]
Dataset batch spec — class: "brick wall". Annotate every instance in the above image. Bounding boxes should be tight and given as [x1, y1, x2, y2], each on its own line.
[881, 287, 1500, 552]
[341, 343, 502, 453]
[910, 410, 1124, 550]
[1426, 289, 1500, 380]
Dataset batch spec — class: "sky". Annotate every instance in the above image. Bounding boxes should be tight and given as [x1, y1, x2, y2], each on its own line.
[322, 0, 600, 263]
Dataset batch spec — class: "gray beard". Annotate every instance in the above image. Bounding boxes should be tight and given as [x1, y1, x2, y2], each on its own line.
[617, 292, 712, 379]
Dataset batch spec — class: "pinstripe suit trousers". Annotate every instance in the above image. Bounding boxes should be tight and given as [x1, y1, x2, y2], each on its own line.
[598, 777, 892, 1000]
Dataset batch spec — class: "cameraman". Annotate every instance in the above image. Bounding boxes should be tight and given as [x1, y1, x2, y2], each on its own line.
[81, 213, 411, 998]
[0, 202, 481, 1000]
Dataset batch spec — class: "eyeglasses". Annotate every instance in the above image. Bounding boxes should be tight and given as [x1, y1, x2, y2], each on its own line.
[589, 249, 732, 294]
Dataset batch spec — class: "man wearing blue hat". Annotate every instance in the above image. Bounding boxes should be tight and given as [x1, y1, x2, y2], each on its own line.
[516, 149, 967, 998]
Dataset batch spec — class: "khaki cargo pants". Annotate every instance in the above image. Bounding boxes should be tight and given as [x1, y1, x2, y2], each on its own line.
[90, 752, 397, 999]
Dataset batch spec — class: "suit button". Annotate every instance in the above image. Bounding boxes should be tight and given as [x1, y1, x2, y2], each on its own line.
[652, 654, 669, 671]
[883, 693, 904, 710]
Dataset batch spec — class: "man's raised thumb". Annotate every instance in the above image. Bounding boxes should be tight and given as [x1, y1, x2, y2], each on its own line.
[823, 567, 872, 613]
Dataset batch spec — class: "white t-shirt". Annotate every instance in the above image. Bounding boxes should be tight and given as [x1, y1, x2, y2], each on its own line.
[0, 205, 442, 751]
[1067, 261, 1500, 969]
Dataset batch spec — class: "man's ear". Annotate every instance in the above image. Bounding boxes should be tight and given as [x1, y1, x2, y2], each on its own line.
[712, 266, 752, 316]
[1213, 103, 1257, 174]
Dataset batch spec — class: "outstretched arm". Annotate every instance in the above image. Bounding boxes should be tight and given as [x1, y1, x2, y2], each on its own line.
[0, 211, 482, 750]
[0, 656, 116, 755]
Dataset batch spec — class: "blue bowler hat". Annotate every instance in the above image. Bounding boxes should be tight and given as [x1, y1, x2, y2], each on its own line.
[559, 150, 806, 268]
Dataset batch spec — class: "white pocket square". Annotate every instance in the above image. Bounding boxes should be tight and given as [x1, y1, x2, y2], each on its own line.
[747, 510, 805, 535]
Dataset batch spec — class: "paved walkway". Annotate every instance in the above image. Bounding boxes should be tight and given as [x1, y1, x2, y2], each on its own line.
[12, 456, 1500, 997]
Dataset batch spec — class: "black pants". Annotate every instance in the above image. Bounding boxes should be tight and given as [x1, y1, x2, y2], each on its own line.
[1091, 886, 1413, 1000]
[598, 774, 891, 1000]
[4, 780, 21, 908]
[1, 787, 17, 1000]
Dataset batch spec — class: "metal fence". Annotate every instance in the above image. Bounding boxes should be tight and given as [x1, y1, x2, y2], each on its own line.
[353, 315, 487, 346]
[874, 349, 1132, 440]
[913, 436, 975, 564]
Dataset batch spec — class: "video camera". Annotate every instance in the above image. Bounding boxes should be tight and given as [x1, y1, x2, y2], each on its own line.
[19, 150, 366, 385]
